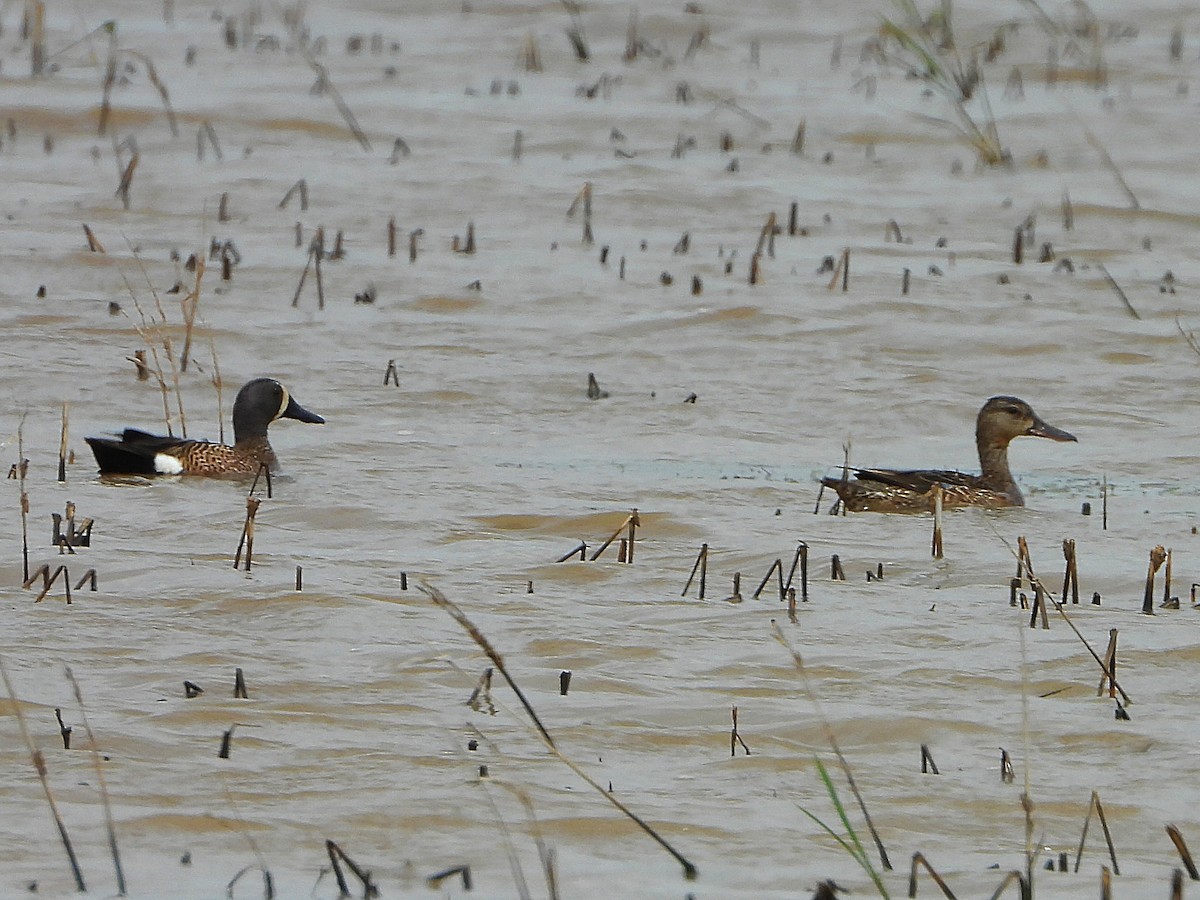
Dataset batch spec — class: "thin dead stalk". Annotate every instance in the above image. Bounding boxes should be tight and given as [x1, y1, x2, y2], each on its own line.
[424, 584, 698, 881]
[65, 667, 127, 895]
[0, 656, 87, 892]
[771, 623, 891, 872]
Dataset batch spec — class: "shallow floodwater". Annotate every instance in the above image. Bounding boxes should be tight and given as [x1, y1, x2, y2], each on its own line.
[3, 0, 1200, 897]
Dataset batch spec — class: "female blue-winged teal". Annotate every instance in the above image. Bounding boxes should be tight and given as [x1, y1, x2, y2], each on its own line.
[85, 378, 324, 476]
[821, 396, 1077, 513]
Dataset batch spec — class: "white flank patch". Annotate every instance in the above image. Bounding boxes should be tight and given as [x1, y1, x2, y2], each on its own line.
[154, 453, 184, 475]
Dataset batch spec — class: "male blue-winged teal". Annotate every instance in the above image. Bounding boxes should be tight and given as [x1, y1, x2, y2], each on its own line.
[85, 378, 324, 476]
[821, 396, 1077, 513]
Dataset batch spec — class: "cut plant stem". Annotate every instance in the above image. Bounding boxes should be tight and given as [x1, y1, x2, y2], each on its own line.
[931, 484, 943, 558]
[682, 543, 708, 598]
[785, 541, 809, 600]
[233, 497, 262, 571]
[425, 584, 698, 880]
[1061, 539, 1079, 603]
[920, 743, 939, 775]
[1097, 629, 1118, 698]
[0, 657, 87, 891]
[1166, 825, 1199, 880]
[1142, 545, 1167, 614]
[1076, 791, 1120, 875]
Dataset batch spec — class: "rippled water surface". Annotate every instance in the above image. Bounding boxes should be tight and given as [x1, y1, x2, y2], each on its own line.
[4, 0, 1200, 897]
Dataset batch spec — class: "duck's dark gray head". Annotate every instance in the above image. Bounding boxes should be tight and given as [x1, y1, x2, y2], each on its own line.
[232, 378, 325, 442]
[977, 396, 1076, 448]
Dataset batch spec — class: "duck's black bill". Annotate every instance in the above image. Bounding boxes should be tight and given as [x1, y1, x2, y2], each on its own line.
[1028, 417, 1076, 442]
[284, 396, 325, 424]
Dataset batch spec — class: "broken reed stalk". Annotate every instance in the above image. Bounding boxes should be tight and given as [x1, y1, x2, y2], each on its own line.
[1083, 127, 1139, 210]
[29, 0, 45, 76]
[1097, 264, 1141, 320]
[115, 150, 138, 210]
[1102, 474, 1108, 530]
[1166, 825, 1200, 880]
[986, 869, 1027, 899]
[785, 541, 808, 600]
[908, 852, 956, 898]
[1163, 547, 1174, 605]
[424, 584, 698, 880]
[589, 510, 635, 561]
[57, 402, 68, 483]
[118, 266, 177, 436]
[1048, 586, 1131, 704]
[0, 656, 87, 892]
[17, 422, 30, 582]
[931, 485, 943, 558]
[123, 50, 178, 137]
[82, 223, 106, 252]
[197, 120, 223, 161]
[730, 706, 750, 756]
[771, 624, 891, 875]
[325, 840, 378, 897]
[682, 543, 708, 598]
[179, 253, 206, 373]
[1097, 629, 1118, 698]
[98, 21, 117, 135]
[1142, 545, 1167, 614]
[566, 182, 594, 245]
[126, 245, 191, 438]
[752, 558, 785, 601]
[233, 497, 261, 571]
[1061, 539, 1079, 604]
[1075, 790, 1120, 876]
[753, 212, 777, 259]
[920, 743, 939, 775]
[278, 178, 309, 211]
[209, 337, 225, 444]
[555, 540, 586, 563]
[64, 667, 127, 895]
[1016, 535, 1034, 583]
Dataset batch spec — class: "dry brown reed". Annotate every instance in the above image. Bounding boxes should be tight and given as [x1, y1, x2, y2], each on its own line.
[1097, 629, 1118, 698]
[234, 497, 262, 571]
[753, 558, 785, 601]
[1075, 791, 1120, 875]
[682, 543, 708, 598]
[730, 706, 750, 756]
[278, 178, 309, 211]
[566, 182, 594, 245]
[425, 584, 698, 880]
[919, 744, 939, 775]
[907, 852, 956, 898]
[1098, 264, 1140, 320]
[1142, 545, 1167, 614]
[931, 484, 943, 558]
[588, 509, 636, 562]
[773, 623, 892, 878]
[0, 656, 87, 891]
[324, 839, 378, 896]
[83, 223, 106, 252]
[427, 864, 472, 891]
[786, 541, 809, 600]
[1166, 825, 1199, 880]
[16, 424, 30, 582]
[65, 667, 127, 895]
[25, 564, 74, 603]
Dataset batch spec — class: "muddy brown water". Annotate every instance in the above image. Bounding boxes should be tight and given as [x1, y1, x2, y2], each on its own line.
[3, 0, 1200, 897]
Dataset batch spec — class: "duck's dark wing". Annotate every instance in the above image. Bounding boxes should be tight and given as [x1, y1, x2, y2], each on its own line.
[85, 429, 193, 474]
[826, 467, 979, 494]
